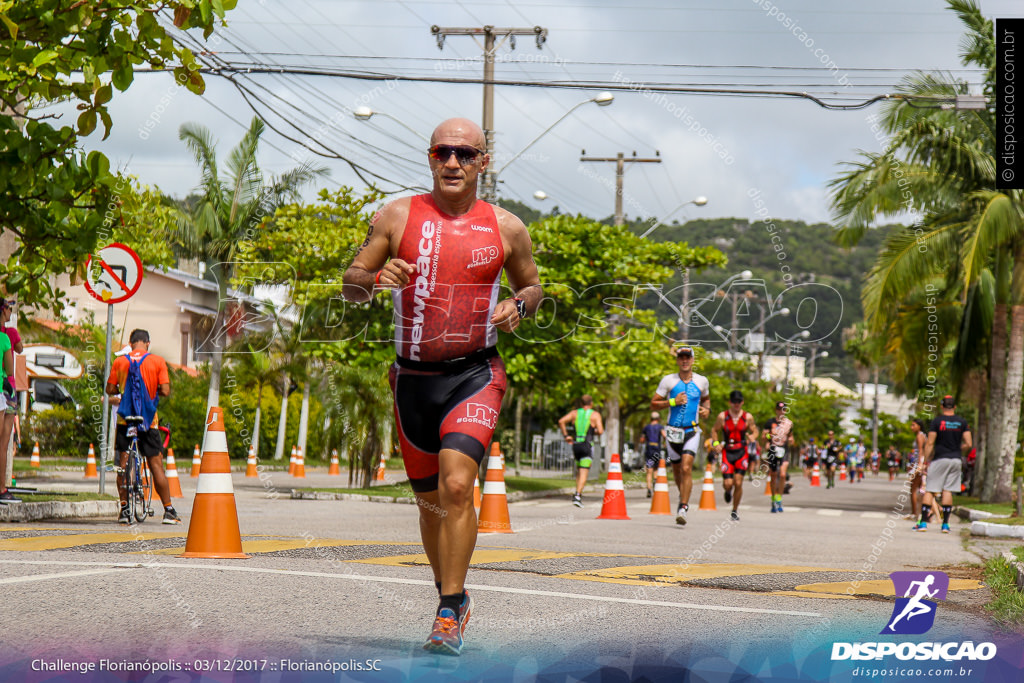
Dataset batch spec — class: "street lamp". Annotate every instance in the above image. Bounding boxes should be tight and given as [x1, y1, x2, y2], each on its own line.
[353, 106, 430, 143]
[533, 190, 548, 201]
[487, 92, 614, 199]
[752, 307, 790, 380]
[639, 196, 708, 239]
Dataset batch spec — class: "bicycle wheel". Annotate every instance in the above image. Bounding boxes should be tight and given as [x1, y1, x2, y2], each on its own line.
[138, 457, 153, 521]
[125, 450, 140, 524]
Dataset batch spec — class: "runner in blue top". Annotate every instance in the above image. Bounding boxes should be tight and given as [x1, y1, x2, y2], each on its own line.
[640, 411, 665, 498]
[651, 346, 710, 526]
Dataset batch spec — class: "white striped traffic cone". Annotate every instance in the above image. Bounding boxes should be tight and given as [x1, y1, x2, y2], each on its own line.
[597, 453, 630, 520]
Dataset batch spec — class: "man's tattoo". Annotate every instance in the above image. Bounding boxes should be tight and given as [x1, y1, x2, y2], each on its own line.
[354, 223, 375, 257]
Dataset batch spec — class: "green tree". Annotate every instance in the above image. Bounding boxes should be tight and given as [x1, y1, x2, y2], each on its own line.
[172, 117, 326, 436]
[828, 0, 1023, 502]
[0, 1, 234, 309]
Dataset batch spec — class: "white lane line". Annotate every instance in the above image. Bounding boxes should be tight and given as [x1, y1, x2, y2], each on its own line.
[0, 568, 121, 585]
[860, 512, 888, 519]
[816, 510, 843, 517]
[0, 559, 821, 618]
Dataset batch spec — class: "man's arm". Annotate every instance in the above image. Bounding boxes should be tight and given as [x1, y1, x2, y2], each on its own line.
[962, 429, 973, 452]
[921, 432, 938, 465]
[558, 410, 576, 441]
[746, 412, 759, 442]
[709, 412, 724, 448]
[342, 200, 412, 302]
[157, 358, 171, 398]
[492, 209, 542, 333]
[593, 412, 604, 436]
[2, 348, 11, 380]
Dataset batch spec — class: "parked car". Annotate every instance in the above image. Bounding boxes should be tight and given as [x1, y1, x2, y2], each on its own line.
[30, 378, 79, 412]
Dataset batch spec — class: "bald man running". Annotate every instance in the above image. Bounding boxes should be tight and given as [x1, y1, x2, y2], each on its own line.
[343, 118, 542, 656]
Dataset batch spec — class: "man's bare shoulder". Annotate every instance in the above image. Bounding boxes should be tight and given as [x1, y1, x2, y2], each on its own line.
[492, 203, 528, 236]
[374, 196, 414, 230]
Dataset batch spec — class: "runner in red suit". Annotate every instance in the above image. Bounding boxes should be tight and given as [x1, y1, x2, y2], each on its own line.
[343, 118, 541, 656]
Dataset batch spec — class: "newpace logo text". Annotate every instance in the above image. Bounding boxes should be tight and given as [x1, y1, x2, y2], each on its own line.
[831, 642, 997, 662]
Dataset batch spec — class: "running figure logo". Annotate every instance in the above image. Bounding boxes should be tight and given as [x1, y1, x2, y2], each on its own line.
[881, 571, 949, 635]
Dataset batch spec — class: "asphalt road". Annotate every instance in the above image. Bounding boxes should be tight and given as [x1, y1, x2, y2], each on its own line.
[1, 466, 1020, 682]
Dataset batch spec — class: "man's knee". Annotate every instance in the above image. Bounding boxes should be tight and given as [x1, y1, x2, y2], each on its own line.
[438, 472, 474, 507]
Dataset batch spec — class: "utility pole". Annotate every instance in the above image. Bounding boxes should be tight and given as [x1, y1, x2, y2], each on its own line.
[431, 25, 548, 202]
[579, 151, 661, 226]
[579, 151, 661, 468]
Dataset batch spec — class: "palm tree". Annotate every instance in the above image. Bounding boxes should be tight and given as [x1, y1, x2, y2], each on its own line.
[173, 117, 326, 439]
[828, 1, 1023, 502]
[326, 362, 393, 488]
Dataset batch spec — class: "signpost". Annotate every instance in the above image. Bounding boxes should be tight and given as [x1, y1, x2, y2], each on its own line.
[83, 244, 143, 495]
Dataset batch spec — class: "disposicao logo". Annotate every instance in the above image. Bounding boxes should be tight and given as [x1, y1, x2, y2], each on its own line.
[831, 571, 997, 662]
[882, 570, 948, 635]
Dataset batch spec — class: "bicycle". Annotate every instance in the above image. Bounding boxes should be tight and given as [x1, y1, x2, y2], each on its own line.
[117, 416, 154, 523]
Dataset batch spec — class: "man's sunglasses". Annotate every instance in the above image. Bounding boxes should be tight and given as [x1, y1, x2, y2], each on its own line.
[428, 144, 485, 164]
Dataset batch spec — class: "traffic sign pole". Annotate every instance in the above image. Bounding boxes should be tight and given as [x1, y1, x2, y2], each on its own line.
[99, 304, 113, 496]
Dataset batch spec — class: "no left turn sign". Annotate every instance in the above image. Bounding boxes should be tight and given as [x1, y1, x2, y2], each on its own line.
[83, 243, 143, 304]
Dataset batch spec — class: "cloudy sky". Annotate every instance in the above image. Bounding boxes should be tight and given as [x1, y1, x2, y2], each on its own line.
[65, 0, 1022, 225]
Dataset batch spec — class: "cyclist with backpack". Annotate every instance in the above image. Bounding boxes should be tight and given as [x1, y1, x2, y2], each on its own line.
[105, 329, 181, 525]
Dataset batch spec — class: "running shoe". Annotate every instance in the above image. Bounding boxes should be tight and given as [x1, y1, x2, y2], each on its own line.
[675, 504, 687, 526]
[770, 501, 778, 513]
[572, 493, 583, 508]
[118, 506, 131, 524]
[914, 522, 927, 532]
[458, 591, 473, 636]
[162, 507, 182, 525]
[724, 488, 732, 504]
[424, 608, 463, 656]
[941, 523, 950, 534]
[0, 489, 21, 504]
[776, 502, 783, 513]
[646, 488, 652, 498]
[730, 510, 740, 521]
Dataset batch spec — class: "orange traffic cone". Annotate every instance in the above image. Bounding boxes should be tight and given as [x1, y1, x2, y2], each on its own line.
[478, 442, 512, 533]
[180, 407, 249, 559]
[245, 444, 258, 478]
[649, 458, 671, 515]
[294, 446, 305, 478]
[698, 462, 718, 510]
[165, 447, 184, 498]
[30, 442, 40, 467]
[190, 444, 201, 477]
[328, 448, 340, 476]
[84, 443, 98, 478]
[839, 463, 848, 481]
[810, 462, 822, 487]
[764, 475, 773, 495]
[473, 473, 481, 511]
[289, 445, 297, 476]
[375, 456, 386, 482]
[597, 453, 630, 520]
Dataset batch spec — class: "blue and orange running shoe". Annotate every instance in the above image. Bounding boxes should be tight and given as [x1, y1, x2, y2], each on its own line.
[424, 608, 463, 656]
[458, 591, 473, 636]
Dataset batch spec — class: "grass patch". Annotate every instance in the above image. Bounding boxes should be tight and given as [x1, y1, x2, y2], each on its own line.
[13, 459, 89, 471]
[983, 554, 1024, 630]
[15, 492, 118, 503]
[953, 495, 1016, 517]
[301, 484, 415, 498]
[504, 476, 574, 493]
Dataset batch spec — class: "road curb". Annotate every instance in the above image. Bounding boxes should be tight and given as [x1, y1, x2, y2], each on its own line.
[1001, 552, 1024, 591]
[0, 500, 120, 522]
[970, 520, 1024, 539]
[954, 506, 1007, 522]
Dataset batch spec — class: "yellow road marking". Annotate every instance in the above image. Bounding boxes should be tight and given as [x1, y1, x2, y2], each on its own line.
[556, 563, 839, 586]
[137, 539, 420, 556]
[0, 533, 186, 552]
[793, 579, 985, 596]
[355, 548, 625, 567]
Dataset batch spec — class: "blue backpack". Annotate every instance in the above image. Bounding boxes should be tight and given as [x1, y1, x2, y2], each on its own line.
[116, 353, 159, 431]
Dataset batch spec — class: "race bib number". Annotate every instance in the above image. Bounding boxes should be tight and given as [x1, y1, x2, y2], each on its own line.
[665, 426, 688, 443]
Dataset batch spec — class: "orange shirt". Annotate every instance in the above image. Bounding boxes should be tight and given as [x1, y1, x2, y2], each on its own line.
[107, 350, 169, 427]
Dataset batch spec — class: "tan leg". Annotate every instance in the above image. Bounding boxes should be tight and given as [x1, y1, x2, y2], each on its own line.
[436, 449, 479, 596]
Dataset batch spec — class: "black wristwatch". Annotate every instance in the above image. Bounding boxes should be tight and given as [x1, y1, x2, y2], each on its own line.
[513, 297, 527, 319]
